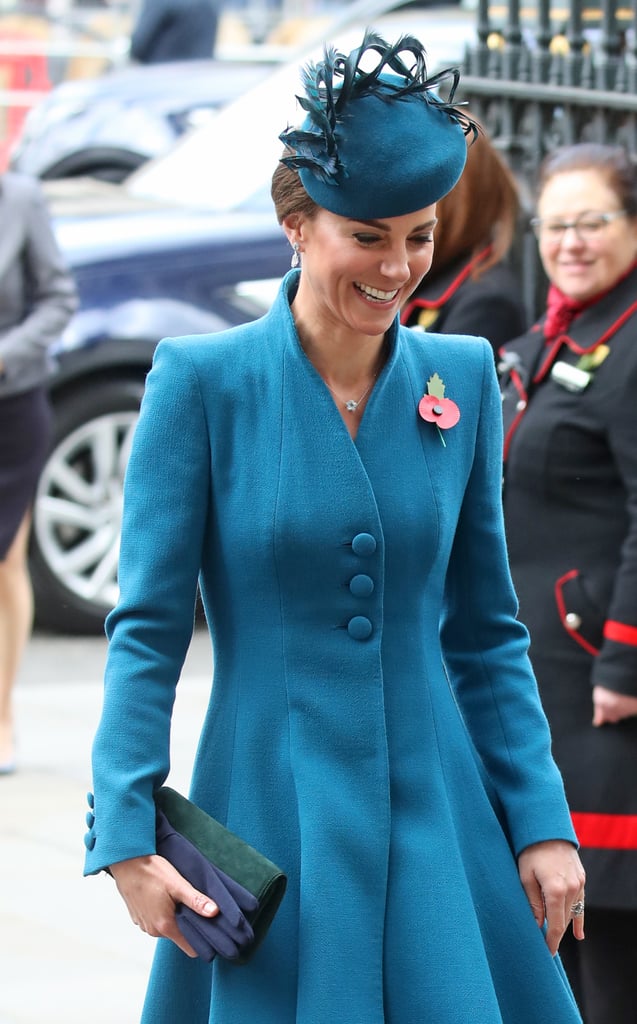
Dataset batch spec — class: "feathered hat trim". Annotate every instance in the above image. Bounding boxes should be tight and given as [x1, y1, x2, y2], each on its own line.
[279, 29, 478, 219]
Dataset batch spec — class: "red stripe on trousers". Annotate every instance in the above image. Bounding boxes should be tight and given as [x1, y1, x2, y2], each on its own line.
[571, 812, 637, 849]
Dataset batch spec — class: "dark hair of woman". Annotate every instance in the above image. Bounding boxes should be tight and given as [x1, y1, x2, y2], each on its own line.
[430, 128, 520, 281]
[271, 157, 319, 224]
[536, 142, 637, 217]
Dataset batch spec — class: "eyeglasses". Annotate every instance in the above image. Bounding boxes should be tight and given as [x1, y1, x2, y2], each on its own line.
[530, 209, 628, 242]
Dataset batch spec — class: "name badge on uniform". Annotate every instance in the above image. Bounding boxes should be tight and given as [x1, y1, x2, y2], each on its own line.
[550, 361, 591, 393]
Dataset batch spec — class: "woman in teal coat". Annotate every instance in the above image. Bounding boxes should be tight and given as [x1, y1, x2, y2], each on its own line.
[84, 32, 586, 1023]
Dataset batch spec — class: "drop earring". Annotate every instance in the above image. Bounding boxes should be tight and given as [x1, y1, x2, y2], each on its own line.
[290, 242, 301, 269]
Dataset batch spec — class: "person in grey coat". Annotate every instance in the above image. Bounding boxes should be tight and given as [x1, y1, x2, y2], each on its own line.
[0, 172, 78, 773]
[130, 0, 220, 64]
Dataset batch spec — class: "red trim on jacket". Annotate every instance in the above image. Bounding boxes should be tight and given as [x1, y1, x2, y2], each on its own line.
[604, 620, 637, 646]
[554, 570, 600, 656]
[571, 811, 637, 850]
[501, 278, 637, 459]
[401, 247, 492, 323]
[560, 299, 637, 356]
[532, 337, 566, 383]
[502, 368, 528, 462]
[534, 299, 637, 378]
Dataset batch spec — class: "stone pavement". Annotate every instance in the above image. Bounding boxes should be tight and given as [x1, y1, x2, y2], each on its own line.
[0, 629, 213, 1024]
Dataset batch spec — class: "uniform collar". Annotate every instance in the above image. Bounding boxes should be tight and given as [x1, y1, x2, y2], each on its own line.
[540, 260, 637, 354]
[401, 247, 492, 322]
[500, 262, 637, 384]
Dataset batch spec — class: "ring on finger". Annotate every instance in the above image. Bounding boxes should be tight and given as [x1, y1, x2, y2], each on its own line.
[571, 899, 585, 917]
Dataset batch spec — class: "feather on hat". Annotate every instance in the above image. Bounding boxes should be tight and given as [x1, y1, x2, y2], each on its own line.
[279, 29, 477, 219]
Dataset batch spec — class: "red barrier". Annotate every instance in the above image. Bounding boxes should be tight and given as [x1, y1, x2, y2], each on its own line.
[0, 36, 51, 170]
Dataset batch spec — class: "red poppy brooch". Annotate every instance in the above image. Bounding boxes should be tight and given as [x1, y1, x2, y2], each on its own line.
[418, 372, 461, 446]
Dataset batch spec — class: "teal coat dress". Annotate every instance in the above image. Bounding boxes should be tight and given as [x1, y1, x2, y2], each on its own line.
[84, 271, 581, 1023]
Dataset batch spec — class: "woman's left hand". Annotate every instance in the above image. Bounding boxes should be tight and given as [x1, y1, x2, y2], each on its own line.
[592, 685, 637, 725]
[518, 840, 586, 955]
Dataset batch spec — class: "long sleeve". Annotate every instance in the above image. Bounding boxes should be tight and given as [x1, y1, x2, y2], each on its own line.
[85, 337, 211, 874]
[0, 174, 78, 391]
[590, 350, 637, 695]
[441, 344, 576, 854]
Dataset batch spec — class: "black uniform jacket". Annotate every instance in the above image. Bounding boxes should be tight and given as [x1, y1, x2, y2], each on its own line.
[499, 264, 637, 908]
[401, 248, 528, 355]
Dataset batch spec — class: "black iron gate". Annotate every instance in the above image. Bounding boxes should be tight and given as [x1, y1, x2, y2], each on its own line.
[457, 0, 637, 315]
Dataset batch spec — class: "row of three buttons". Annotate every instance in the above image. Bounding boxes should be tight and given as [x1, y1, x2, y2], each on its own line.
[348, 532, 377, 640]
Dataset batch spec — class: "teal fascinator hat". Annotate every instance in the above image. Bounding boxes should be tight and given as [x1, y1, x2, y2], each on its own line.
[279, 30, 478, 220]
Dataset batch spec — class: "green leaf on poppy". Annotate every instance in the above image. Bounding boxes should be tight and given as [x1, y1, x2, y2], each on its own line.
[427, 372, 446, 399]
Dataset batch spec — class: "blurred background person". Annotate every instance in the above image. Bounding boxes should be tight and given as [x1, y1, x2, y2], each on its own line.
[401, 128, 527, 353]
[499, 142, 637, 1024]
[130, 0, 221, 64]
[0, 172, 77, 774]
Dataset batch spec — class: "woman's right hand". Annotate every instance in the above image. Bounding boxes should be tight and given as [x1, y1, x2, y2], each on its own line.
[109, 854, 219, 957]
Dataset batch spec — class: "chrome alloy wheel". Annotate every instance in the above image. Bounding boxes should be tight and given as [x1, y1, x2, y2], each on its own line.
[32, 408, 138, 630]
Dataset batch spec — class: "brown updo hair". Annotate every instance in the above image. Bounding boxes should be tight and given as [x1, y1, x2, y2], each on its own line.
[271, 156, 320, 224]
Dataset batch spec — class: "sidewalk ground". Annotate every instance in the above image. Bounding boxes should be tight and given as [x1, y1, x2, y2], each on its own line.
[0, 629, 212, 1024]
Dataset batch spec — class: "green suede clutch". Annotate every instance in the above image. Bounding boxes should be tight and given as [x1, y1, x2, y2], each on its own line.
[155, 786, 287, 963]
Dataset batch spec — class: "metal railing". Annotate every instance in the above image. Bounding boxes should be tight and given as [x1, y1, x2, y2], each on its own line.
[456, 0, 637, 315]
[464, 2, 637, 177]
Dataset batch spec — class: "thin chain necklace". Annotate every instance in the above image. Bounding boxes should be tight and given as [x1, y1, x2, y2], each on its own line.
[324, 339, 388, 413]
[325, 371, 379, 413]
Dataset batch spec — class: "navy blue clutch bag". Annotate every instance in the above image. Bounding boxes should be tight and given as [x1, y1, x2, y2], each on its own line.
[155, 786, 287, 964]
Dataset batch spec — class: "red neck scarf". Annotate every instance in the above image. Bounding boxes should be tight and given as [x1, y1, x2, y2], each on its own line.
[543, 284, 589, 342]
[543, 260, 637, 342]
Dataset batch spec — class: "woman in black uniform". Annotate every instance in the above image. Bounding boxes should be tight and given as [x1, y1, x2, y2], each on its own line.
[500, 143, 637, 1024]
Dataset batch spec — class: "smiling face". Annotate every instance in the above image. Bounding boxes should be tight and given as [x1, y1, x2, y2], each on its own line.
[536, 168, 637, 302]
[283, 205, 437, 343]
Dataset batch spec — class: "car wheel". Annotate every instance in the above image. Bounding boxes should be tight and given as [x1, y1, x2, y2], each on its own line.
[30, 377, 145, 634]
